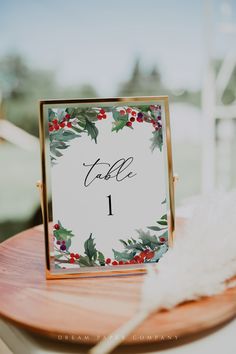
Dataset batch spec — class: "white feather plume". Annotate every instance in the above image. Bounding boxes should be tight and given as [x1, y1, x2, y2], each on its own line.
[141, 191, 236, 312]
[90, 191, 236, 354]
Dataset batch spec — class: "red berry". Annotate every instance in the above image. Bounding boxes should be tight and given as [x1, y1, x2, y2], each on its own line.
[119, 260, 124, 265]
[125, 261, 130, 264]
[106, 258, 111, 264]
[112, 260, 118, 266]
[126, 121, 132, 127]
[134, 255, 141, 262]
[137, 117, 143, 123]
[52, 119, 58, 125]
[102, 114, 107, 119]
[120, 109, 125, 116]
[130, 117, 135, 122]
[60, 122, 65, 128]
[126, 107, 132, 113]
[155, 127, 160, 131]
[130, 259, 136, 264]
[56, 240, 61, 245]
[100, 109, 105, 114]
[70, 253, 75, 258]
[54, 224, 60, 230]
[145, 251, 155, 260]
[159, 237, 166, 243]
[139, 251, 146, 259]
[54, 124, 60, 130]
[70, 258, 75, 264]
[75, 253, 80, 259]
[131, 111, 136, 116]
[67, 122, 72, 128]
[151, 119, 155, 124]
[49, 126, 54, 132]
[65, 114, 70, 119]
[97, 114, 103, 120]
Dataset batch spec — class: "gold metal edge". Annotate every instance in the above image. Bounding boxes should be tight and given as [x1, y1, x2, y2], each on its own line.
[163, 97, 175, 247]
[39, 96, 174, 279]
[39, 101, 51, 272]
[39, 96, 169, 106]
[46, 267, 147, 280]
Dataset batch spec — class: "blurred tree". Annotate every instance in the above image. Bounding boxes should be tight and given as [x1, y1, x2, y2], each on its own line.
[118, 58, 165, 96]
[0, 55, 29, 98]
[0, 54, 98, 136]
[118, 58, 201, 106]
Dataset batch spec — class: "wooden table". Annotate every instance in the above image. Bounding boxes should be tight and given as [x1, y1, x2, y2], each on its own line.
[0, 223, 236, 352]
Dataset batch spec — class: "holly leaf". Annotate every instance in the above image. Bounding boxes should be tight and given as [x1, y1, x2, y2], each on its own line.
[111, 109, 121, 121]
[84, 118, 98, 143]
[112, 249, 135, 261]
[84, 110, 98, 122]
[53, 222, 74, 242]
[161, 198, 166, 204]
[112, 119, 127, 132]
[84, 234, 97, 261]
[72, 126, 84, 134]
[98, 251, 105, 266]
[161, 214, 167, 220]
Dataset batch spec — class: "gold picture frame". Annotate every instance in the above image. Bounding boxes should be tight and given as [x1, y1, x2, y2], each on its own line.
[38, 96, 175, 279]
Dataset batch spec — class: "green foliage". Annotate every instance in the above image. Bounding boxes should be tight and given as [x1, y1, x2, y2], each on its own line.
[147, 214, 168, 232]
[112, 119, 128, 132]
[84, 234, 97, 261]
[150, 129, 163, 152]
[98, 251, 105, 266]
[152, 244, 168, 262]
[112, 249, 135, 261]
[84, 118, 98, 143]
[53, 221, 74, 250]
[78, 255, 91, 267]
[136, 229, 159, 250]
[53, 221, 74, 240]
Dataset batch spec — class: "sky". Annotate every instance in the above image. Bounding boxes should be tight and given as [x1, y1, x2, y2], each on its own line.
[0, 0, 235, 95]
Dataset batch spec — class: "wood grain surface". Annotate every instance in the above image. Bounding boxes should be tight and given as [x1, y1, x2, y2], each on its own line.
[0, 222, 236, 345]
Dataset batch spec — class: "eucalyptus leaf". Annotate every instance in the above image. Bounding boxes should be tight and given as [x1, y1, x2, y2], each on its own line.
[112, 249, 135, 261]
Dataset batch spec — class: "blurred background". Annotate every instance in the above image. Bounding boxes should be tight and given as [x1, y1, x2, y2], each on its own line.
[0, 0, 236, 241]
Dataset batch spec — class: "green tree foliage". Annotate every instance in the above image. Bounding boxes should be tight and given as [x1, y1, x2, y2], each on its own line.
[0, 54, 97, 136]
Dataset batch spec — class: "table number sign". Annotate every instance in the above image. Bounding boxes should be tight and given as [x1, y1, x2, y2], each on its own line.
[39, 97, 175, 279]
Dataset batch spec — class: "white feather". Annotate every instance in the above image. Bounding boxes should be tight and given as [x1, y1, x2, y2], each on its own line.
[141, 191, 236, 312]
[90, 191, 236, 354]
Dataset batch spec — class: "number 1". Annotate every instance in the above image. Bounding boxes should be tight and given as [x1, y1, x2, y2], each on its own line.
[107, 194, 113, 216]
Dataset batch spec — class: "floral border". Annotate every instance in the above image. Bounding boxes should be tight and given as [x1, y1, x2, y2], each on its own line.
[48, 104, 163, 165]
[53, 207, 168, 269]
